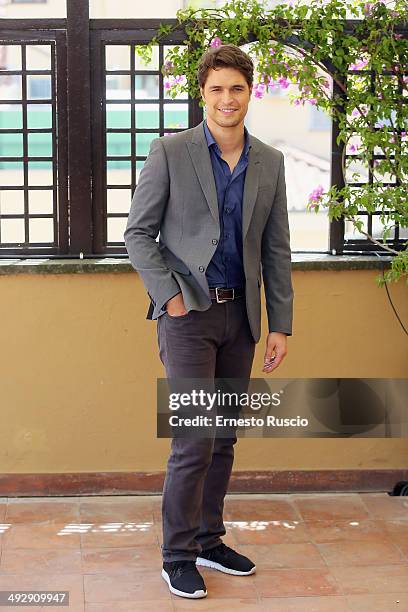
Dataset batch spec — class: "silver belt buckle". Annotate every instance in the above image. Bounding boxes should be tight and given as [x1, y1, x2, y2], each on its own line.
[215, 287, 229, 303]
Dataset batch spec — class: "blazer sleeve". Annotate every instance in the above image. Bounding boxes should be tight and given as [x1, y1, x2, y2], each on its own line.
[123, 137, 181, 313]
[261, 152, 294, 336]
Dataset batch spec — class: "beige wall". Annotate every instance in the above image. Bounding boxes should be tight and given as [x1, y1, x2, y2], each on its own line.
[0, 268, 407, 474]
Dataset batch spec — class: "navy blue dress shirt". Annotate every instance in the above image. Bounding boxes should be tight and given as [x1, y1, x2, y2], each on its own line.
[203, 119, 251, 289]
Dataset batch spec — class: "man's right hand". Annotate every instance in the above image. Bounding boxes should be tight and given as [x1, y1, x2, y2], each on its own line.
[165, 292, 188, 317]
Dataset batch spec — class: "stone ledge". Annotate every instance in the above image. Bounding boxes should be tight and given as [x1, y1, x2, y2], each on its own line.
[0, 254, 393, 275]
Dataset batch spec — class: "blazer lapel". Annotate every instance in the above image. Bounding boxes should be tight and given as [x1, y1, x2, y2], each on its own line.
[186, 121, 261, 239]
[186, 123, 220, 227]
[242, 138, 261, 241]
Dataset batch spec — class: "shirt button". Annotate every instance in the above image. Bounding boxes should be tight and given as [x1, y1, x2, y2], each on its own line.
[225, 208, 231, 214]
[212, 239, 218, 245]
[199, 265, 205, 272]
[224, 233, 229, 239]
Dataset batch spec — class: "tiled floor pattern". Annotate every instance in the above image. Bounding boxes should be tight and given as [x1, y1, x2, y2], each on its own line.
[0, 493, 406, 611]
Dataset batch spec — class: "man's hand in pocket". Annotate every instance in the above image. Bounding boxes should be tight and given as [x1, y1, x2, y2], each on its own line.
[165, 292, 188, 317]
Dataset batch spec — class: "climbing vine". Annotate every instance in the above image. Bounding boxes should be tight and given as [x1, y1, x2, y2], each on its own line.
[136, 0, 408, 283]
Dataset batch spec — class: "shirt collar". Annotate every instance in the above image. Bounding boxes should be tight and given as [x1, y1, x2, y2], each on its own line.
[203, 119, 251, 157]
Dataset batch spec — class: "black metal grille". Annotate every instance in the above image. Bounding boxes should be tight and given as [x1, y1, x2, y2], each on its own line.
[0, 7, 405, 258]
[0, 34, 68, 255]
[340, 66, 407, 253]
[91, 32, 197, 253]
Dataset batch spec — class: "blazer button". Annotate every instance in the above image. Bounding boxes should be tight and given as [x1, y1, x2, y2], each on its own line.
[212, 239, 218, 245]
[199, 266, 205, 272]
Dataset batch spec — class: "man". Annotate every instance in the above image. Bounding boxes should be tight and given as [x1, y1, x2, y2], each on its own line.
[124, 44, 293, 599]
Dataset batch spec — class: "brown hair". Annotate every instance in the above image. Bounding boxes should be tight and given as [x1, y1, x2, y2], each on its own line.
[197, 44, 254, 91]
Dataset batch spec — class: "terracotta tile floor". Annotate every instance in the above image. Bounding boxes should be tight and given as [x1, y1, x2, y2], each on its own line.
[0, 493, 406, 611]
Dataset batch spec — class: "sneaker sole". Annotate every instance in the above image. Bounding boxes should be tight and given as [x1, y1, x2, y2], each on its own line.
[196, 557, 256, 576]
[161, 569, 207, 599]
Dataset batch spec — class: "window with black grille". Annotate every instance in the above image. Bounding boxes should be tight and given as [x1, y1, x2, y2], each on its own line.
[92, 39, 190, 251]
[0, 40, 66, 253]
[340, 66, 407, 252]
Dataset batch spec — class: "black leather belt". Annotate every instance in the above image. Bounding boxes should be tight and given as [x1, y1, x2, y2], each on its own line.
[209, 287, 245, 303]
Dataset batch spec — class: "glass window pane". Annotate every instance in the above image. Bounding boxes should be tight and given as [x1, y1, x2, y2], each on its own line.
[136, 160, 144, 183]
[134, 45, 159, 71]
[107, 189, 132, 214]
[135, 104, 159, 129]
[136, 132, 159, 156]
[28, 132, 53, 157]
[0, 75, 22, 100]
[28, 161, 53, 186]
[29, 217, 54, 243]
[373, 160, 396, 185]
[6, 0, 66, 17]
[371, 214, 389, 241]
[107, 160, 131, 186]
[28, 189, 53, 214]
[164, 103, 188, 129]
[0, 189, 24, 214]
[107, 216, 127, 243]
[26, 45, 52, 71]
[0, 218, 24, 243]
[399, 224, 408, 239]
[0, 45, 22, 70]
[345, 215, 367, 240]
[289, 212, 329, 251]
[0, 104, 22, 129]
[0, 133, 23, 157]
[106, 74, 130, 100]
[135, 75, 159, 100]
[106, 45, 130, 71]
[0, 161, 24, 185]
[27, 75, 51, 100]
[107, 132, 131, 157]
[27, 104, 52, 129]
[345, 158, 369, 184]
[106, 103, 131, 129]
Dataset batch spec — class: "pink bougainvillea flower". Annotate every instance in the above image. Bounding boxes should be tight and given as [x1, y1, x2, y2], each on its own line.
[308, 185, 325, 204]
[349, 58, 369, 71]
[210, 37, 222, 48]
[254, 83, 266, 99]
[163, 60, 174, 74]
[308, 98, 317, 105]
[278, 77, 290, 89]
[349, 144, 357, 152]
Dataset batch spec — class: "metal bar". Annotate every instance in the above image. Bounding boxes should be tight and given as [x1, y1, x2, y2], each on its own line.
[329, 75, 346, 255]
[66, 0, 92, 255]
[21, 43, 29, 247]
[130, 44, 136, 194]
[90, 29, 105, 253]
[0, 20, 66, 30]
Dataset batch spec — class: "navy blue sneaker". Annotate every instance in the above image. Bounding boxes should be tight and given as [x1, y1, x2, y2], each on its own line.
[196, 542, 256, 575]
[162, 560, 207, 599]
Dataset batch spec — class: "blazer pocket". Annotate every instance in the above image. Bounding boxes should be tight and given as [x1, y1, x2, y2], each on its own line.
[160, 245, 191, 275]
[168, 261, 191, 275]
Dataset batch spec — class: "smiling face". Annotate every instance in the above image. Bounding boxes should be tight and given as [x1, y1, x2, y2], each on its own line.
[200, 66, 252, 130]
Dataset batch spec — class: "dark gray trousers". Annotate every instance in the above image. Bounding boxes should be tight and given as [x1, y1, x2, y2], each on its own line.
[157, 297, 256, 562]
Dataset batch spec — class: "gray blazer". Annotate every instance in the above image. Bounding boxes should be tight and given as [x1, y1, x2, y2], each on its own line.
[124, 119, 293, 344]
